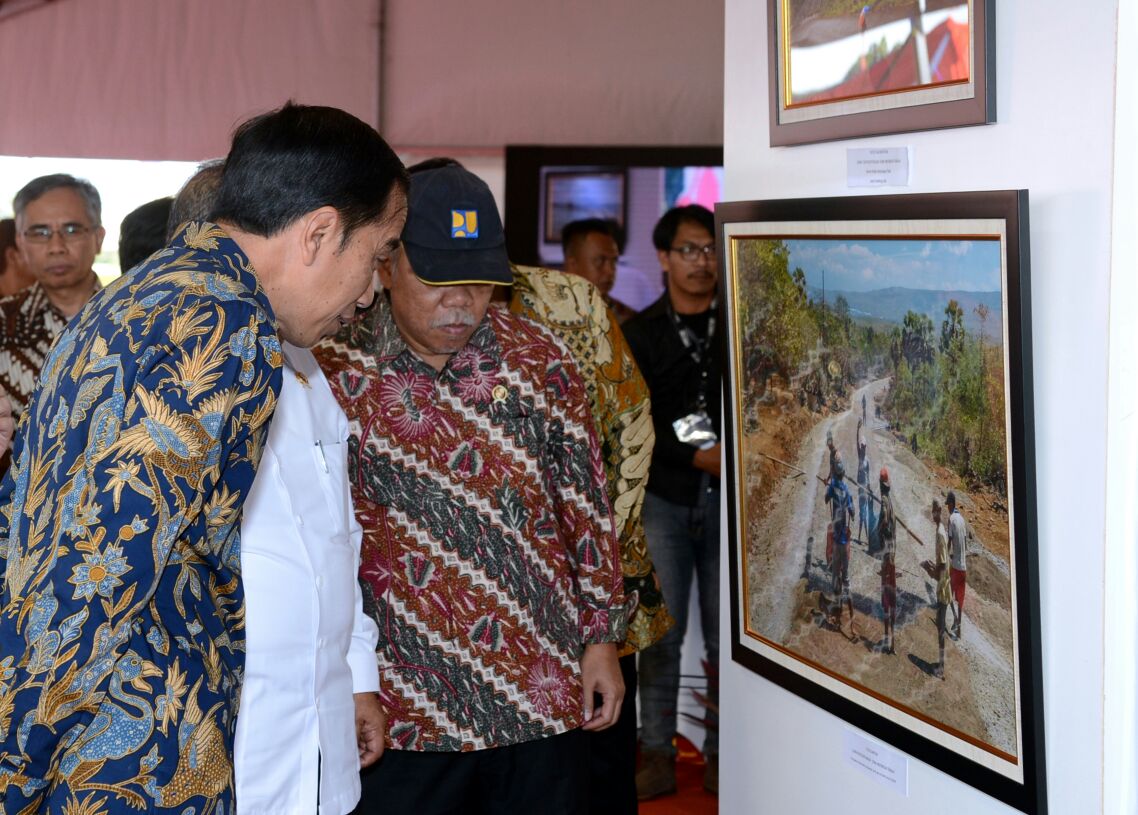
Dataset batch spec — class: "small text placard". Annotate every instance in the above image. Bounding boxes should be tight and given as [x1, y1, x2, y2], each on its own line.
[847, 147, 910, 187]
[844, 729, 909, 795]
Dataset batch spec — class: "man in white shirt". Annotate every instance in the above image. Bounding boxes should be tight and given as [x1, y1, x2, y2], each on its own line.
[235, 342, 385, 814]
[164, 153, 400, 814]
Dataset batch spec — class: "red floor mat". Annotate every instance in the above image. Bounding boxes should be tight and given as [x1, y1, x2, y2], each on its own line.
[638, 735, 718, 815]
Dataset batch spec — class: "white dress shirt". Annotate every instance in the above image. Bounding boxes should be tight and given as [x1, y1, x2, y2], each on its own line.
[235, 343, 380, 815]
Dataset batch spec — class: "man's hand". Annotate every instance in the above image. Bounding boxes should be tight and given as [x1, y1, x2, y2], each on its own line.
[580, 642, 623, 732]
[0, 384, 14, 457]
[354, 692, 386, 768]
[693, 442, 721, 479]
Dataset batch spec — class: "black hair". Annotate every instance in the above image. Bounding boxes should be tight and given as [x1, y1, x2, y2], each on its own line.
[168, 160, 225, 239]
[13, 174, 102, 226]
[651, 204, 714, 252]
[0, 218, 15, 275]
[210, 102, 408, 246]
[119, 197, 173, 272]
[560, 218, 625, 256]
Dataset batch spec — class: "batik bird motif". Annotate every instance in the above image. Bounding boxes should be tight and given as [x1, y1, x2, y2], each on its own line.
[0, 223, 281, 814]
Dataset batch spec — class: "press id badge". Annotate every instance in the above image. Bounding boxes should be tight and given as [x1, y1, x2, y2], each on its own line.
[673, 410, 718, 449]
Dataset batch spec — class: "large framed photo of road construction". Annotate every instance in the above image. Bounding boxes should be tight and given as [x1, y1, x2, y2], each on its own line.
[719, 191, 1045, 812]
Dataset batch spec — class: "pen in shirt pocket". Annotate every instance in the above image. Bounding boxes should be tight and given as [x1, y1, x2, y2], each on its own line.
[314, 439, 347, 474]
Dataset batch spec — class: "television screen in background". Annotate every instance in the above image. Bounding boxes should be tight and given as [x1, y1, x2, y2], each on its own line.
[537, 165, 724, 312]
[504, 145, 724, 313]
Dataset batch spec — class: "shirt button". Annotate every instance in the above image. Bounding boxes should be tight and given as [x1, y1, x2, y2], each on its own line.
[295, 515, 304, 527]
[316, 576, 324, 589]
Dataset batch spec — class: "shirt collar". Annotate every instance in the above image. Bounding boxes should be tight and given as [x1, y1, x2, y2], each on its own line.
[20, 276, 103, 322]
[168, 221, 277, 327]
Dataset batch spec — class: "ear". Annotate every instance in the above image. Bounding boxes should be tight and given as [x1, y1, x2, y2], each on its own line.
[656, 248, 671, 272]
[299, 206, 341, 267]
[563, 253, 578, 274]
[94, 226, 107, 254]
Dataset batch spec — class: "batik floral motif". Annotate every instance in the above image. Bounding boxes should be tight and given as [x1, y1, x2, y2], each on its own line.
[509, 266, 674, 655]
[316, 304, 627, 752]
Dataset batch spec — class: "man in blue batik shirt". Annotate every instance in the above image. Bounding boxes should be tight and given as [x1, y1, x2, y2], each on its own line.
[0, 103, 408, 814]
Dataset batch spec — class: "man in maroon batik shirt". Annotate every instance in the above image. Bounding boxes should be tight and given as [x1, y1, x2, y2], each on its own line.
[317, 162, 627, 815]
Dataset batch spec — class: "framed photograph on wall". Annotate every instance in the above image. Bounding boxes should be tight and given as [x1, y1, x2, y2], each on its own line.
[768, 0, 995, 146]
[718, 191, 1045, 812]
[542, 170, 626, 244]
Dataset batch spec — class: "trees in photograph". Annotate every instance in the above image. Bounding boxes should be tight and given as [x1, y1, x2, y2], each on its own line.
[886, 300, 1007, 493]
[738, 237, 1006, 495]
[736, 239, 817, 381]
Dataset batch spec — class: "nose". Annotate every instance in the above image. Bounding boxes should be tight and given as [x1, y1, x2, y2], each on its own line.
[46, 230, 68, 253]
[441, 285, 475, 306]
[356, 285, 376, 310]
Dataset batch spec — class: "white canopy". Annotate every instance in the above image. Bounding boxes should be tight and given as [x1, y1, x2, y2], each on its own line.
[0, 0, 723, 160]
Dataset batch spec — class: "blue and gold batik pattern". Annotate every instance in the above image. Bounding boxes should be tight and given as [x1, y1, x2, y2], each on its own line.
[0, 223, 282, 814]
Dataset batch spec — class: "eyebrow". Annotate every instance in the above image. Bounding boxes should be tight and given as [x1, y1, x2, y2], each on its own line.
[26, 219, 87, 227]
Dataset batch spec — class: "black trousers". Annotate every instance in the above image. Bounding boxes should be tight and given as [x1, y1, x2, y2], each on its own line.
[353, 728, 588, 815]
[586, 653, 638, 815]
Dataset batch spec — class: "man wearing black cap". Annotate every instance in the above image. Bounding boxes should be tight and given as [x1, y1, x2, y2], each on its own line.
[316, 161, 627, 814]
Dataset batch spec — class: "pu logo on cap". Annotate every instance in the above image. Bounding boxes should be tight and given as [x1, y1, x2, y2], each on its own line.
[451, 210, 479, 239]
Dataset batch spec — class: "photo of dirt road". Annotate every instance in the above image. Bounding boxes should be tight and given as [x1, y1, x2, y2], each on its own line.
[727, 231, 1023, 761]
[742, 376, 1016, 755]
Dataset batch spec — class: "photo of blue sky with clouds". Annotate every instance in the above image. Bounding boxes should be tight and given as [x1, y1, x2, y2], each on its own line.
[787, 237, 1002, 293]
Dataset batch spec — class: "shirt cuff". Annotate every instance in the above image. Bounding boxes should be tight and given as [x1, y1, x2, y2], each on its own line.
[348, 648, 381, 694]
[579, 602, 630, 645]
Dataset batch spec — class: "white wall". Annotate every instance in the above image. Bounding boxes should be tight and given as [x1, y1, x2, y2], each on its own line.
[1103, 1, 1138, 811]
[720, 2, 1122, 813]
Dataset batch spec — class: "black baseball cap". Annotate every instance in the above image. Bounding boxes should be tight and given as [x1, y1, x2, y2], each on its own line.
[401, 163, 512, 286]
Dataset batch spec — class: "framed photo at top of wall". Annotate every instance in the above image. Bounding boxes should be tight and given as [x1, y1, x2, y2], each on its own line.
[768, 0, 995, 146]
[542, 170, 626, 244]
[718, 190, 1045, 812]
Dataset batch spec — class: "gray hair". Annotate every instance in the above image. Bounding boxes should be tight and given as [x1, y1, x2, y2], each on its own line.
[167, 159, 225, 239]
[13, 173, 102, 227]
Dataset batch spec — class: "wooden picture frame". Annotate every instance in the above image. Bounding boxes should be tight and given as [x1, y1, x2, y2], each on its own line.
[718, 190, 1045, 812]
[768, 0, 995, 146]
[541, 170, 626, 245]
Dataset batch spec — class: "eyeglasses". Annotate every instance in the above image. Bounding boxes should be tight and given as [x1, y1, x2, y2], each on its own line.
[22, 223, 95, 244]
[669, 243, 717, 262]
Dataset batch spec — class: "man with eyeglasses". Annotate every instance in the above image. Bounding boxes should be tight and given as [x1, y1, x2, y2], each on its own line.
[622, 203, 722, 800]
[561, 218, 636, 323]
[1, 174, 105, 419]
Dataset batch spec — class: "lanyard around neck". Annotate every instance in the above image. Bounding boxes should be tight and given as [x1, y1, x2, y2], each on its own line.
[666, 297, 717, 367]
